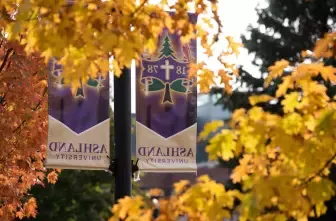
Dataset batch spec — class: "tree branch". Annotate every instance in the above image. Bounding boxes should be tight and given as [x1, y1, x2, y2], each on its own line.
[0, 48, 14, 74]
[32, 86, 47, 111]
[0, 91, 7, 106]
[130, 0, 149, 19]
[304, 152, 336, 184]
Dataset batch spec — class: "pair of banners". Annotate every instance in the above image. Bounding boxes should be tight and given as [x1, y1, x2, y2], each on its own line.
[46, 13, 197, 173]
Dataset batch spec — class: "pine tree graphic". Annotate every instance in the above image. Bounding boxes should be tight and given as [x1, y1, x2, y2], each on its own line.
[159, 36, 176, 59]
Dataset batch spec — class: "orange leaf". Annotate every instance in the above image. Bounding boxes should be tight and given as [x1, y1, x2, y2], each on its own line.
[47, 171, 58, 184]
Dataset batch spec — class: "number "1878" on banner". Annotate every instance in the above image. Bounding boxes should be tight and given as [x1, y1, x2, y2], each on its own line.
[146, 64, 187, 75]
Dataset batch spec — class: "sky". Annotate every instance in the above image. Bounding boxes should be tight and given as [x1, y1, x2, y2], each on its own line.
[111, 0, 267, 113]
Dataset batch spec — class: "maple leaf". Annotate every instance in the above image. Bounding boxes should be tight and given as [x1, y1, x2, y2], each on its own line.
[281, 92, 300, 113]
[174, 180, 190, 194]
[282, 112, 304, 135]
[110, 196, 152, 221]
[276, 76, 294, 97]
[198, 69, 217, 93]
[315, 109, 336, 132]
[23, 198, 37, 218]
[230, 108, 247, 127]
[319, 65, 336, 83]
[226, 36, 242, 56]
[248, 94, 275, 106]
[231, 154, 252, 183]
[304, 114, 317, 131]
[15, 211, 24, 220]
[265, 59, 290, 87]
[47, 171, 58, 184]
[313, 32, 336, 59]
[206, 129, 237, 161]
[247, 107, 264, 122]
[218, 69, 233, 93]
[198, 120, 224, 141]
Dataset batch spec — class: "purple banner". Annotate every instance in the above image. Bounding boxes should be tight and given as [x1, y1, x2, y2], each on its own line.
[46, 59, 110, 170]
[136, 13, 198, 173]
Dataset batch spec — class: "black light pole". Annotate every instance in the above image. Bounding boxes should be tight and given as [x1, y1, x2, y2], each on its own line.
[113, 67, 132, 202]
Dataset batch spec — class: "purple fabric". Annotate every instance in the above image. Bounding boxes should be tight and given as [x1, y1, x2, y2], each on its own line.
[48, 60, 109, 134]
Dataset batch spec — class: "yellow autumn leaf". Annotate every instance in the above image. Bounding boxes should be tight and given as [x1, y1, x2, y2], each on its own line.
[206, 129, 237, 161]
[248, 107, 263, 122]
[297, 216, 308, 221]
[198, 120, 224, 141]
[293, 63, 325, 80]
[221, 142, 235, 161]
[197, 174, 212, 183]
[39, 7, 49, 15]
[111, 196, 151, 221]
[112, 197, 134, 220]
[230, 108, 246, 126]
[307, 179, 335, 205]
[174, 180, 190, 194]
[53, 13, 61, 24]
[315, 202, 328, 217]
[231, 154, 252, 183]
[226, 36, 242, 56]
[313, 32, 336, 58]
[198, 69, 217, 93]
[276, 76, 294, 97]
[249, 94, 274, 106]
[304, 114, 317, 131]
[218, 69, 232, 88]
[282, 112, 304, 135]
[315, 109, 336, 131]
[112, 60, 122, 77]
[231, 167, 248, 184]
[319, 65, 336, 83]
[265, 59, 289, 86]
[88, 3, 97, 10]
[281, 92, 300, 113]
